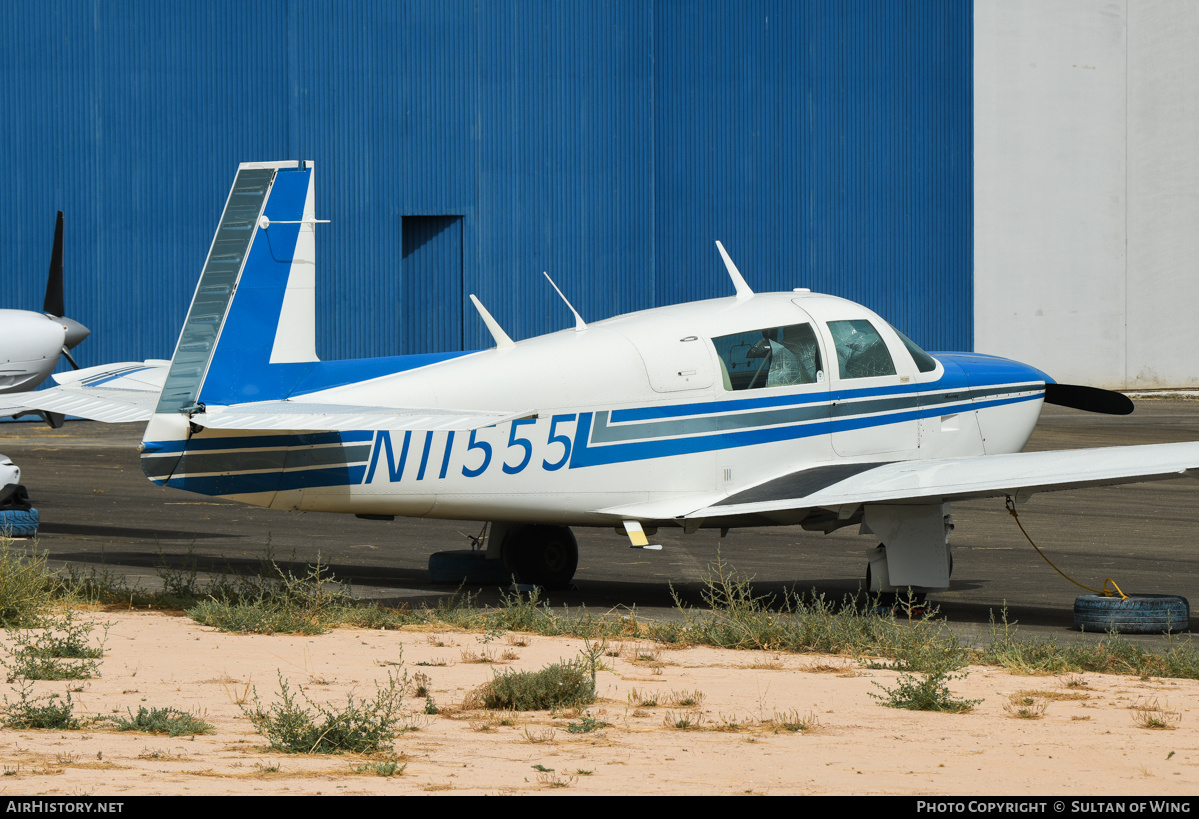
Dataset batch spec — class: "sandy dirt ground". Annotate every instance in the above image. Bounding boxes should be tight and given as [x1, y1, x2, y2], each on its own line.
[0, 610, 1195, 796]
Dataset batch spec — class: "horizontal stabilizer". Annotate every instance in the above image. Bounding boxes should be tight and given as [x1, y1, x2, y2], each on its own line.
[5, 386, 160, 424]
[3, 361, 169, 423]
[192, 401, 534, 433]
[686, 442, 1199, 519]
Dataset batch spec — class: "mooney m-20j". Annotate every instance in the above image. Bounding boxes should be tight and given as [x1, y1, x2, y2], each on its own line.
[13, 160, 1199, 592]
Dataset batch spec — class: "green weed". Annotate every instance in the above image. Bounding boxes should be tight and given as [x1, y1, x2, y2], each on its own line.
[565, 712, 609, 734]
[870, 654, 982, 714]
[1, 683, 81, 730]
[3, 611, 108, 681]
[473, 658, 595, 711]
[242, 670, 408, 754]
[0, 542, 54, 627]
[354, 759, 405, 776]
[101, 706, 214, 736]
[1133, 698, 1181, 730]
[186, 554, 355, 635]
[767, 709, 818, 732]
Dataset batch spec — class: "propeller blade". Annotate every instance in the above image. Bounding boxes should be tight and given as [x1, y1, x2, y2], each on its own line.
[43, 211, 65, 317]
[1044, 383, 1134, 415]
[61, 347, 81, 370]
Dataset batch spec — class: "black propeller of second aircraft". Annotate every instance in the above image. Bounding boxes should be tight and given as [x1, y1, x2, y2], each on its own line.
[40, 211, 88, 370]
[43, 211, 65, 318]
[1044, 383, 1134, 416]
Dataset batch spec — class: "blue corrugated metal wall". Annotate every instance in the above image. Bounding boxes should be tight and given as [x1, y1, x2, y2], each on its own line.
[1, 0, 971, 366]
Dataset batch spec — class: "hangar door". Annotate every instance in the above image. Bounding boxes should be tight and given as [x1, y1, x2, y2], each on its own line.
[402, 215, 463, 354]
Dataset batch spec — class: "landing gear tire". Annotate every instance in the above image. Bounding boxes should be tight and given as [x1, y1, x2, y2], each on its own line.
[0, 508, 38, 538]
[1073, 594, 1190, 635]
[501, 525, 578, 590]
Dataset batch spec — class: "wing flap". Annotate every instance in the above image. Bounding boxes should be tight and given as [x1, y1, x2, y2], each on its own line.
[686, 442, 1199, 519]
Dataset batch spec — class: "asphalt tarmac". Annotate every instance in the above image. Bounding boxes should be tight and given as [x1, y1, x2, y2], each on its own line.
[3, 400, 1199, 644]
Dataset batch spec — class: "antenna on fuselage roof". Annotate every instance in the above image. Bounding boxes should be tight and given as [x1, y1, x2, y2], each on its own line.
[715, 241, 753, 300]
[542, 271, 587, 331]
[468, 294, 516, 350]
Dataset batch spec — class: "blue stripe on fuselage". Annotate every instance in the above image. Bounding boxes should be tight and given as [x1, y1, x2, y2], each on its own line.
[163, 464, 367, 495]
[565, 386, 1045, 465]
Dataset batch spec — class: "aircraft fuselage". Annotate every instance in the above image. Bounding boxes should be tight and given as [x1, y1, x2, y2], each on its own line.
[140, 291, 1049, 531]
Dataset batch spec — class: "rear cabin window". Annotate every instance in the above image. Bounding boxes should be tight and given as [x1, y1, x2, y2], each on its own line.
[827, 319, 897, 379]
[711, 323, 823, 391]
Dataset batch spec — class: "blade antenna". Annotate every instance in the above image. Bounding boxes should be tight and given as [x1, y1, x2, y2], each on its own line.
[716, 240, 753, 300]
[43, 211, 65, 317]
[468, 295, 516, 350]
[542, 271, 587, 331]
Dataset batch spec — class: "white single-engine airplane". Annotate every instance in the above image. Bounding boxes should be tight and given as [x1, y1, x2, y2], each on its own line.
[1, 212, 91, 393]
[2, 212, 92, 428]
[13, 161, 1199, 593]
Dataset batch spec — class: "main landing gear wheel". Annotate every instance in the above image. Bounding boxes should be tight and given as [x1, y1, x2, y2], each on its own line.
[1073, 594, 1190, 634]
[501, 525, 578, 590]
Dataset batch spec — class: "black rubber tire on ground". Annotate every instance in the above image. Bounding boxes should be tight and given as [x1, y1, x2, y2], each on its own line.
[1073, 594, 1191, 634]
[0, 508, 39, 538]
[502, 525, 578, 590]
[427, 550, 513, 585]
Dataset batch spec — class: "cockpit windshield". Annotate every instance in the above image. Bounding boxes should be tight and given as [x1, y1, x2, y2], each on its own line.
[889, 324, 939, 373]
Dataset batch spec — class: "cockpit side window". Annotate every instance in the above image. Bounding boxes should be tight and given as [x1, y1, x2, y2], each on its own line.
[890, 325, 938, 373]
[827, 319, 897, 379]
[711, 323, 823, 391]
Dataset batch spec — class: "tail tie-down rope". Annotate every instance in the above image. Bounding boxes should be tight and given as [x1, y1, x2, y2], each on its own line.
[1004, 495, 1128, 599]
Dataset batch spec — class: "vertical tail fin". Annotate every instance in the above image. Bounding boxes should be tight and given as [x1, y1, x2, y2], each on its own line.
[155, 160, 320, 415]
[143, 160, 321, 489]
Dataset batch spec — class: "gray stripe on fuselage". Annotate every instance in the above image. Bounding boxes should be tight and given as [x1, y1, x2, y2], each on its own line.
[141, 444, 370, 480]
[594, 383, 1042, 444]
[591, 405, 831, 443]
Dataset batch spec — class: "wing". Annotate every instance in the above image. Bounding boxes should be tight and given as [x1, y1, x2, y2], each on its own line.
[596, 442, 1199, 523]
[687, 443, 1199, 519]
